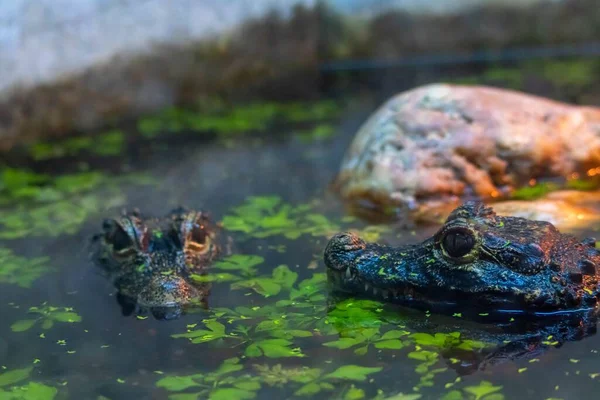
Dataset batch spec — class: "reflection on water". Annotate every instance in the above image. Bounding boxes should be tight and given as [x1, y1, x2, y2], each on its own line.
[2, 63, 600, 399]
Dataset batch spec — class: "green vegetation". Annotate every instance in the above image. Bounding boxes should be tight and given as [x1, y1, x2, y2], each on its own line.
[221, 196, 392, 242]
[0, 248, 52, 288]
[537, 60, 600, 89]
[0, 366, 57, 400]
[22, 99, 341, 161]
[480, 67, 524, 89]
[156, 357, 382, 399]
[443, 381, 504, 400]
[221, 196, 340, 239]
[0, 168, 154, 239]
[137, 100, 341, 139]
[323, 327, 410, 354]
[166, 247, 507, 399]
[230, 264, 298, 297]
[449, 59, 600, 96]
[510, 178, 599, 201]
[10, 303, 81, 332]
[155, 357, 261, 400]
[511, 181, 561, 200]
[295, 124, 336, 143]
[566, 178, 599, 191]
[29, 129, 125, 160]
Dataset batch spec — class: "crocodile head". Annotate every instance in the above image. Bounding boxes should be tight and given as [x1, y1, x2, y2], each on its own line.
[92, 208, 219, 319]
[324, 202, 600, 314]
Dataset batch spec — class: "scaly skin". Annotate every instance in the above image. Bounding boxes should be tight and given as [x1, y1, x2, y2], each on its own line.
[324, 201, 600, 315]
[91, 208, 219, 320]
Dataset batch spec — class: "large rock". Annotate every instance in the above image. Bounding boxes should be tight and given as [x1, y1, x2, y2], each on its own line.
[335, 83, 600, 211]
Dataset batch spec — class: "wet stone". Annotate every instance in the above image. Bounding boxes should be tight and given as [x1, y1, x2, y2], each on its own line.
[336, 83, 600, 212]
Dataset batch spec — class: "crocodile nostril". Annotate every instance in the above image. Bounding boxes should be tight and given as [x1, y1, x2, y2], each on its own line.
[582, 237, 597, 248]
[569, 271, 583, 284]
[324, 233, 366, 272]
[579, 259, 596, 276]
[331, 232, 367, 251]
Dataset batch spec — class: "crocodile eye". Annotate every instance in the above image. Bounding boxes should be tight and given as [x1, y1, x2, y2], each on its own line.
[190, 225, 207, 245]
[103, 219, 134, 252]
[442, 230, 475, 258]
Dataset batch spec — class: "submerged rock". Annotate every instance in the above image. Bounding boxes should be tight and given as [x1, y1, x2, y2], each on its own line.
[335, 83, 600, 211]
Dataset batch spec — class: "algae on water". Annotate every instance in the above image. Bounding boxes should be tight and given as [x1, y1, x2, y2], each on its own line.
[0, 248, 52, 288]
[0, 168, 154, 239]
[221, 196, 340, 239]
[29, 129, 125, 160]
[0, 366, 57, 400]
[137, 100, 341, 139]
[10, 303, 82, 332]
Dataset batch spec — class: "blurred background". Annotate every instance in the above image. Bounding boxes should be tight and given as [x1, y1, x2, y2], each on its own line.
[2, 0, 599, 149]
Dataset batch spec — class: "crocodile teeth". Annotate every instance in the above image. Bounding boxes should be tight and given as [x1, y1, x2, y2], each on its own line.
[373, 287, 378, 296]
[364, 283, 370, 292]
[345, 268, 352, 279]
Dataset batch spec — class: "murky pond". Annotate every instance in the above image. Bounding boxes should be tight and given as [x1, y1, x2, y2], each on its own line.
[2, 60, 600, 400]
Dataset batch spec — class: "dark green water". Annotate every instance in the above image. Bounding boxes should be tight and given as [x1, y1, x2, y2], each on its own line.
[2, 60, 600, 400]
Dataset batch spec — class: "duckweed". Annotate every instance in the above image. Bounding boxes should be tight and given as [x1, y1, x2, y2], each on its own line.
[450, 381, 504, 400]
[448, 59, 600, 96]
[0, 249, 52, 288]
[510, 182, 559, 200]
[323, 327, 410, 354]
[0, 168, 154, 239]
[137, 100, 341, 139]
[221, 196, 340, 239]
[29, 129, 125, 160]
[156, 357, 261, 400]
[0, 366, 57, 400]
[156, 357, 382, 399]
[165, 255, 512, 399]
[537, 59, 600, 89]
[10, 303, 81, 332]
[231, 265, 298, 297]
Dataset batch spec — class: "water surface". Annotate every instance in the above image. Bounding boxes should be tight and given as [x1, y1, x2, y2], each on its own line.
[2, 62, 600, 400]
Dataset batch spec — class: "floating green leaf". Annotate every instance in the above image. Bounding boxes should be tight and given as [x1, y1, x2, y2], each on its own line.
[156, 358, 261, 400]
[462, 381, 504, 400]
[411, 332, 490, 352]
[9, 320, 37, 333]
[171, 319, 234, 344]
[245, 339, 305, 358]
[325, 365, 383, 381]
[10, 304, 82, 332]
[381, 393, 423, 400]
[0, 367, 32, 387]
[0, 249, 52, 288]
[222, 196, 339, 239]
[213, 255, 265, 272]
[323, 327, 408, 354]
[344, 385, 365, 400]
[253, 364, 321, 387]
[0, 381, 58, 400]
[289, 273, 327, 301]
[325, 299, 389, 331]
[0, 168, 154, 239]
[155, 375, 203, 392]
[231, 265, 298, 297]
